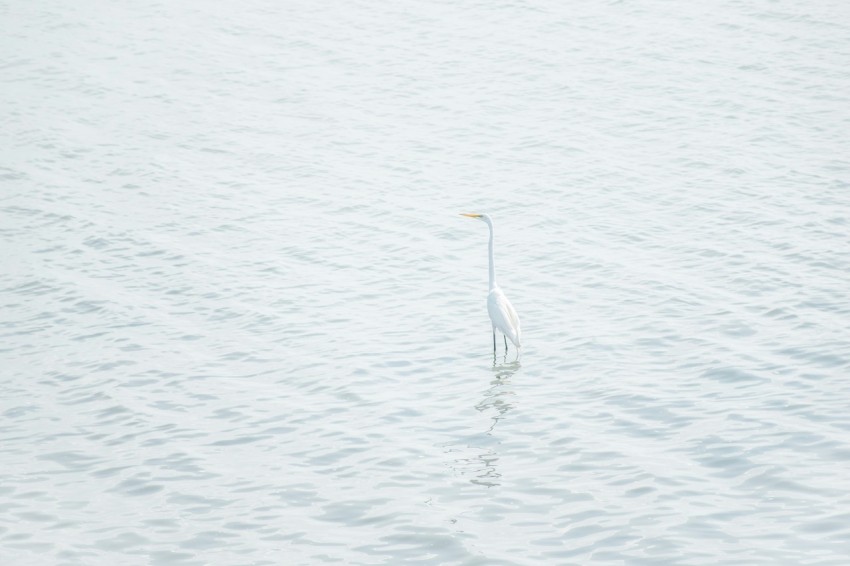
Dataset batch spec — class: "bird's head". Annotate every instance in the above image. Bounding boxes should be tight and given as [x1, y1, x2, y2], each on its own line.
[460, 212, 491, 224]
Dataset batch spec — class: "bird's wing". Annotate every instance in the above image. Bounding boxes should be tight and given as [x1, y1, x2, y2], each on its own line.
[489, 289, 521, 346]
[503, 295, 520, 333]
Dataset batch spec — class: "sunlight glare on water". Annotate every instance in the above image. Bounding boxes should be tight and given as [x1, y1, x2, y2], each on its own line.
[2, 0, 850, 563]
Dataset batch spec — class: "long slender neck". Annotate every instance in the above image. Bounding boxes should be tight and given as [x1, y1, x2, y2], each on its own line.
[487, 219, 497, 290]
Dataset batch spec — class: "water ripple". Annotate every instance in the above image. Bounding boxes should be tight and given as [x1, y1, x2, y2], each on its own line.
[2, 0, 850, 563]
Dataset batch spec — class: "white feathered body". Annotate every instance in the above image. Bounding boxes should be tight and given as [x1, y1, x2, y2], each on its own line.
[488, 286, 521, 348]
[462, 211, 522, 354]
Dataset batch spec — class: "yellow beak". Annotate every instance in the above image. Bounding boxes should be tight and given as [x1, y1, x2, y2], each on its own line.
[460, 213, 482, 218]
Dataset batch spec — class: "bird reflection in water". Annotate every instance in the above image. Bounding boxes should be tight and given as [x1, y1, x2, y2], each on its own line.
[458, 361, 520, 488]
[478, 361, 519, 433]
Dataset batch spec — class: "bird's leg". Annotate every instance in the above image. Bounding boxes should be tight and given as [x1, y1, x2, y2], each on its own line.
[492, 329, 496, 355]
[504, 335, 508, 353]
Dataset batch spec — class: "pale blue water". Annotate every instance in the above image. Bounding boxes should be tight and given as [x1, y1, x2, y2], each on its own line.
[2, 0, 850, 564]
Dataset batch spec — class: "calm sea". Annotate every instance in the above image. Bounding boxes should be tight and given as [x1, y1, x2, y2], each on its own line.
[2, 0, 849, 563]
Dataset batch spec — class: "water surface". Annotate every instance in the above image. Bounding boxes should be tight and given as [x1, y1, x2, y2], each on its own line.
[2, 0, 850, 563]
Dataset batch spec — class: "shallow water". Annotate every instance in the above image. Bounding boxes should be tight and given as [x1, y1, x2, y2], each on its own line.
[2, 0, 850, 563]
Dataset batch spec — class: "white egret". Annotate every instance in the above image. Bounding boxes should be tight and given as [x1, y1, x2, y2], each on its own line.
[461, 213, 522, 357]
